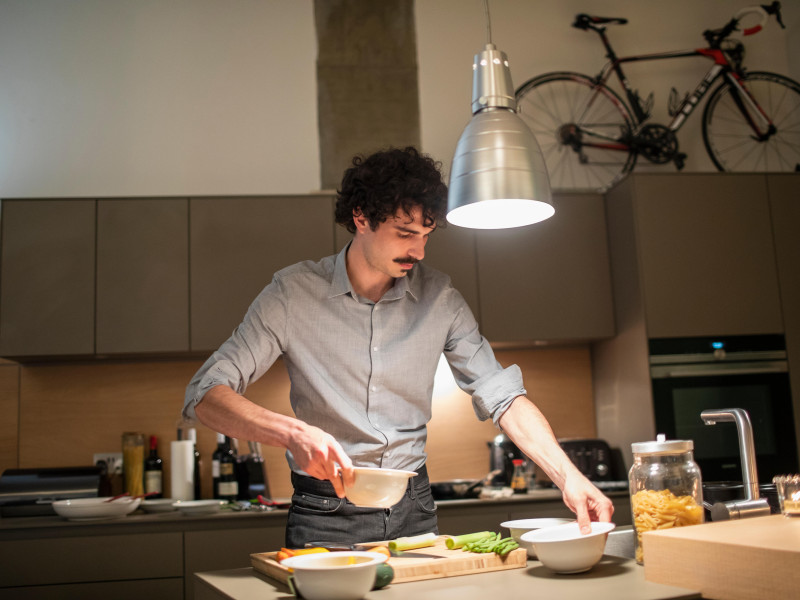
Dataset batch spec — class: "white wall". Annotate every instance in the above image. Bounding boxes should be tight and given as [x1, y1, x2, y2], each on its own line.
[0, 0, 319, 198]
[417, 0, 797, 177]
[1, 1, 795, 198]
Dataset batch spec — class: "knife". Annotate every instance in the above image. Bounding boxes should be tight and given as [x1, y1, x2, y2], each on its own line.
[305, 541, 444, 559]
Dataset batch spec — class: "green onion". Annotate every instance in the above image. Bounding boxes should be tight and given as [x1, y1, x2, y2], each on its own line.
[445, 531, 495, 550]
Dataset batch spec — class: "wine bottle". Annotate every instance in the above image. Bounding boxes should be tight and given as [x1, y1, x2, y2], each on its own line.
[212, 433, 225, 499]
[144, 435, 163, 498]
[218, 436, 239, 502]
[187, 427, 202, 500]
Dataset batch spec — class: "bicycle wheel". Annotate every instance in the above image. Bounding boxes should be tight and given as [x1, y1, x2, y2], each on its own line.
[515, 72, 637, 193]
[703, 71, 800, 172]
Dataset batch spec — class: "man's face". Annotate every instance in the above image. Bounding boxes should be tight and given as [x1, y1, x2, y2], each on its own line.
[355, 205, 436, 279]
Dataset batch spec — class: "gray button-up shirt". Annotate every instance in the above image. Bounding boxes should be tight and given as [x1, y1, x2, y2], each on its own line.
[184, 243, 525, 474]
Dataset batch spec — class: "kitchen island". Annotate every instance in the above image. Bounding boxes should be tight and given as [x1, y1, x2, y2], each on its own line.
[195, 556, 701, 600]
[0, 489, 632, 599]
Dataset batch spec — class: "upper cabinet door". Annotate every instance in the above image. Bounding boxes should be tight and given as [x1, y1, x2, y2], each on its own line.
[0, 200, 95, 357]
[475, 193, 615, 343]
[631, 174, 783, 338]
[96, 199, 189, 354]
[190, 196, 336, 352]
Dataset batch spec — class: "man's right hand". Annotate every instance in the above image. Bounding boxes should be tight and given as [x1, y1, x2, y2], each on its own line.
[195, 385, 355, 497]
[285, 421, 355, 497]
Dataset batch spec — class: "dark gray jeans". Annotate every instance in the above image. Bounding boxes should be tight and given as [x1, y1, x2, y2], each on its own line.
[285, 464, 438, 548]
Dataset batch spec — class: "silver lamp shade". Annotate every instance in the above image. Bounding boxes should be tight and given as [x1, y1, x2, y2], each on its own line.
[447, 44, 553, 229]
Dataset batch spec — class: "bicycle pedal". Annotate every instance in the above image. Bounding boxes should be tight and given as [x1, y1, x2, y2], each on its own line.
[674, 153, 687, 170]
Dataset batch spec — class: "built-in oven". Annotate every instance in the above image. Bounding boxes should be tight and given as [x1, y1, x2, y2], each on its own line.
[650, 334, 798, 483]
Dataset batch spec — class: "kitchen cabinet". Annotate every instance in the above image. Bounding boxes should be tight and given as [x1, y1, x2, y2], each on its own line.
[475, 192, 615, 343]
[190, 195, 336, 352]
[0, 199, 96, 357]
[608, 173, 783, 338]
[0, 531, 183, 599]
[593, 173, 797, 466]
[767, 174, 800, 463]
[96, 199, 189, 354]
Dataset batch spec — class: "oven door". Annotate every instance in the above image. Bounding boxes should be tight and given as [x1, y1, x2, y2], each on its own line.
[651, 360, 798, 482]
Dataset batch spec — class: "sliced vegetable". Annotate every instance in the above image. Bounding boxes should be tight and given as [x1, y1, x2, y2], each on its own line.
[445, 531, 494, 550]
[388, 532, 437, 552]
[275, 546, 330, 563]
[367, 546, 392, 558]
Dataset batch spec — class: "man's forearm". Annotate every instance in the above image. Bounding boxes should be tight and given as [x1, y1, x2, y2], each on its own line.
[194, 384, 299, 450]
[497, 395, 579, 488]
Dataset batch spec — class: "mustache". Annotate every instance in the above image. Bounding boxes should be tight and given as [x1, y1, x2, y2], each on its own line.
[393, 257, 419, 265]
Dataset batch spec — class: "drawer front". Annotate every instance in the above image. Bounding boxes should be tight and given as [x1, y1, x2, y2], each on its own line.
[0, 532, 182, 587]
[1, 578, 183, 600]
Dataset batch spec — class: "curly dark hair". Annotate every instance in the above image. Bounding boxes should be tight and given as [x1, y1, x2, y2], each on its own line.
[334, 147, 449, 234]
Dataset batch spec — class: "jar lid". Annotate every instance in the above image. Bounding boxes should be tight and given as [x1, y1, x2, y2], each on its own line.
[631, 433, 694, 454]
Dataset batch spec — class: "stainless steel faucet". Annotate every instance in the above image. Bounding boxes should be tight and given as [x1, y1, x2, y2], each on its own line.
[700, 408, 771, 520]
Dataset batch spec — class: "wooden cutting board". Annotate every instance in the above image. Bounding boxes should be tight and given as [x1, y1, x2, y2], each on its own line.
[250, 536, 527, 584]
[643, 514, 800, 600]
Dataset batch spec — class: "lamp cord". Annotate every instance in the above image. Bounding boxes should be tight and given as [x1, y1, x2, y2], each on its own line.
[483, 0, 492, 45]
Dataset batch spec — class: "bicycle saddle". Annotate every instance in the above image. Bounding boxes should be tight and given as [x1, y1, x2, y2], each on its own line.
[573, 14, 628, 30]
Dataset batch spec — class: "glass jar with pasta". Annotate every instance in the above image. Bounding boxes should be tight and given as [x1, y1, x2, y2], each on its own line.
[629, 435, 704, 564]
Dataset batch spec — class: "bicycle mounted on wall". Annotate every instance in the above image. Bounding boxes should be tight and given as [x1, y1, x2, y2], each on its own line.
[515, 2, 799, 192]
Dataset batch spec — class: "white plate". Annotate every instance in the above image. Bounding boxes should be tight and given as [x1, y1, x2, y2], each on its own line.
[140, 498, 178, 513]
[172, 499, 226, 515]
[52, 497, 141, 520]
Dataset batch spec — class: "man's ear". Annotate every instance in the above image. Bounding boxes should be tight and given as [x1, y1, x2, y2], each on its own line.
[352, 209, 369, 233]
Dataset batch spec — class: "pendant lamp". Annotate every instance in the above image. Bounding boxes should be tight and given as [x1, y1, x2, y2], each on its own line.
[447, 2, 553, 229]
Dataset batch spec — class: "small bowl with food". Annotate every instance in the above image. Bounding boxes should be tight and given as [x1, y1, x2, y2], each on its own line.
[343, 467, 417, 508]
[501, 517, 574, 557]
[521, 521, 615, 574]
[280, 551, 388, 600]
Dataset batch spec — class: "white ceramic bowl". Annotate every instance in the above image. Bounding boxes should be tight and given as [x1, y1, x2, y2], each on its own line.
[52, 496, 141, 520]
[281, 551, 388, 600]
[172, 499, 226, 515]
[501, 517, 575, 557]
[140, 498, 178, 513]
[343, 467, 417, 508]
[521, 521, 616, 574]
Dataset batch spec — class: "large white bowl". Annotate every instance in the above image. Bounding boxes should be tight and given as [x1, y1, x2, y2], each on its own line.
[343, 467, 416, 508]
[521, 521, 616, 574]
[281, 551, 388, 600]
[52, 497, 141, 521]
[501, 517, 575, 557]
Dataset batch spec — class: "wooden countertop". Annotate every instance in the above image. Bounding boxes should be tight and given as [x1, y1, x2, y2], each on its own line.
[195, 556, 700, 600]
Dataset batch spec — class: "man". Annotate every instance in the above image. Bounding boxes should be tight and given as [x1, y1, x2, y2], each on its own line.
[183, 146, 613, 547]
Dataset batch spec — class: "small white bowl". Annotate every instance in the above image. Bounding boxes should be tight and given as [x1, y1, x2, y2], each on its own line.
[281, 551, 388, 600]
[343, 467, 417, 508]
[501, 517, 575, 557]
[52, 497, 141, 521]
[172, 499, 226, 515]
[521, 521, 616, 574]
[140, 498, 178, 513]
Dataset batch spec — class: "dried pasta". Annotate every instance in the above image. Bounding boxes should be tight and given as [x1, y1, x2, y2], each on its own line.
[631, 488, 703, 562]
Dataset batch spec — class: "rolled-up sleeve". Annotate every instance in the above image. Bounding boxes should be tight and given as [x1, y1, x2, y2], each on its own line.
[443, 294, 526, 425]
[182, 277, 287, 422]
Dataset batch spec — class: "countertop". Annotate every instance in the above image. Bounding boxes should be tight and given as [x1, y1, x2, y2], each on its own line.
[0, 488, 631, 539]
[194, 556, 701, 600]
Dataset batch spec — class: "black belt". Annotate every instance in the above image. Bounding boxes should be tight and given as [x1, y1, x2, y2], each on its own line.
[291, 464, 429, 497]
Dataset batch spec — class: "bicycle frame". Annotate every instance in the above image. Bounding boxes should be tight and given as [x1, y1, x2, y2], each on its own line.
[586, 28, 775, 146]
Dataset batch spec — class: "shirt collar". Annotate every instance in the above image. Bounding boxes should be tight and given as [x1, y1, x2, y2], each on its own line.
[329, 241, 419, 303]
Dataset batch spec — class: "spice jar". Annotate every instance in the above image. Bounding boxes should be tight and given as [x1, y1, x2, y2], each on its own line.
[629, 434, 704, 564]
[511, 459, 528, 494]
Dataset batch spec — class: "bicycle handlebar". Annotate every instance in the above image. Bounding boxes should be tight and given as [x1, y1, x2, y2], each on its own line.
[703, 2, 785, 47]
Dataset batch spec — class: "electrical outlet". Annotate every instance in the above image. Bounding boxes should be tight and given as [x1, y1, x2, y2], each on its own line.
[93, 452, 123, 475]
